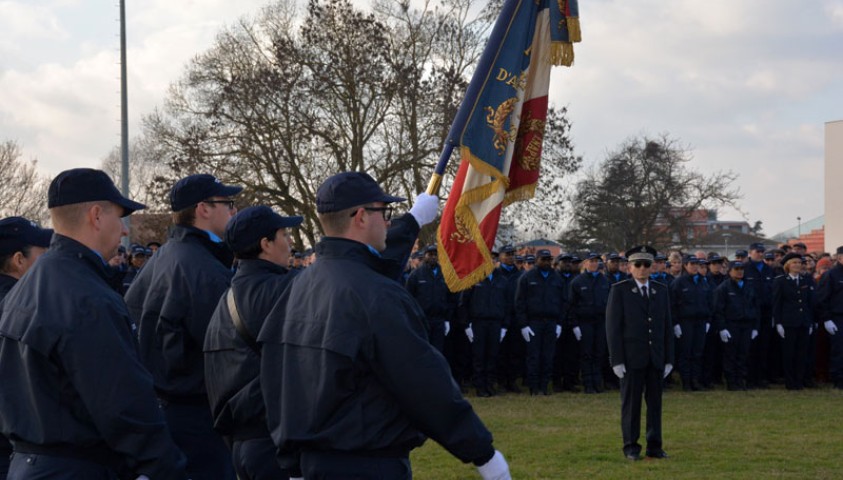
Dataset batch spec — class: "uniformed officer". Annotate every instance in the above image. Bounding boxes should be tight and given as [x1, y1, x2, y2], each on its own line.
[515, 255, 525, 271]
[524, 254, 536, 271]
[744, 243, 774, 389]
[405, 244, 455, 354]
[772, 253, 815, 390]
[606, 246, 673, 461]
[496, 245, 526, 393]
[203, 206, 303, 480]
[258, 171, 510, 479]
[605, 253, 627, 285]
[121, 244, 150, 291]
[515, 249, 567, 395]
[0, 217, 52, 479]
[817, 247, 843, 389]
[713, 261, 759, 391]
[568, 252, 608, 394]
[0, 168, 186, 479]
[126, 173, 243, 480]
[553, 253, 581, 392]
[670, 256, 713, 391]
[701, 254, 727, 388]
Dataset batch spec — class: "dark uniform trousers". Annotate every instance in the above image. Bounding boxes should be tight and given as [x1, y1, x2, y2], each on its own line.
[701, 326, 724, 386]
[498, 329, 526, 389]
[830, 319, 843, 385]
[300, 451, 410, 480]
[232, 438, 289, 480]
[677, 319, 706, 385]
[471, 319, 502, 391]
[782, 326, 810, 389]
[620, 364, 663, 456]
[427, 316, 447, 354]
[161, 402, 234, 480]
[526, 319, 557, 390]
[579, 320, 607, 391]
[554, 329, 580, 389]
[723, 325, 753, 387]
[8, 453, 117, 480]
[749, 309, 774, 386]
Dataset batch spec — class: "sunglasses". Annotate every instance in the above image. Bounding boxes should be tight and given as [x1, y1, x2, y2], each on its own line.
[203, 199, 236, 209]
[350, 206, 394, 221]
[632, 261, 652, 268]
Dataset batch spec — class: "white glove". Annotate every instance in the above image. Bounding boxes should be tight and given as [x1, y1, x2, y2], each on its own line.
[477, 450, 511, 480]
[776, 324, 785, 339]
[612, 364, 626, 379]
[719, 329, 731, 343]
[500, 328, 507, 342]
[751, 329, 758, 340]
[705, 323, 710, 333]
[465, 325, 474, 343]
[136, 477, 150, 480]
[290, 477, 304, 480]
[664, 363, 673, 379]
[521, 326, 535, 342]
[555, 325, 562, 338]
[408, 193, 439, 227]
[444, 321, 450, 336]
[573, 326, 582, 341]
[809, 325, 814, 336]
[674, 324, 682, 338]
[825, 320, 838, 335]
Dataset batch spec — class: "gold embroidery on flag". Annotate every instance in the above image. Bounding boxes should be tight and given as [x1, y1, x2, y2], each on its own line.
[484, 97, 519, 155]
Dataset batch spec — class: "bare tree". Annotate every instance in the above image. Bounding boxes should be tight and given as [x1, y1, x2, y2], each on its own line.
[101, 135, 172, 212]
[0, 140, 49, 224]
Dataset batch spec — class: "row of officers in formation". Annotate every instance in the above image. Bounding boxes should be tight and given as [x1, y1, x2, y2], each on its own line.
[1, 168, 842, 479]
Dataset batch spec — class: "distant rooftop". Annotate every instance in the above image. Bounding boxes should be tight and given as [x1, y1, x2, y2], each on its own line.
[771, 215, 824, 241]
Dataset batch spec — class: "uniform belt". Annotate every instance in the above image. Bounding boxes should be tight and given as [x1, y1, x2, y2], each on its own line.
[13, 441, 123, 470]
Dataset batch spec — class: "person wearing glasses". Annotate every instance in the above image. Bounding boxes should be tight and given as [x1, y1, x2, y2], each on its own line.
[259, 171, 509, 480]
[606, 245, 673, 461]
[126, 173, 243, 480]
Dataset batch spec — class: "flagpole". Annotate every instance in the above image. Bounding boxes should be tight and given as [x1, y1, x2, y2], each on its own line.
[426, 144, 455, 195]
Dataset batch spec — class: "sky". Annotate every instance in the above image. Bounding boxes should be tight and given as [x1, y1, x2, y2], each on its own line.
[1, 0, 841, 237]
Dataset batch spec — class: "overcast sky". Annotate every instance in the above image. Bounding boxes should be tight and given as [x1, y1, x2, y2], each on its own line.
[1, 0, 841, 236]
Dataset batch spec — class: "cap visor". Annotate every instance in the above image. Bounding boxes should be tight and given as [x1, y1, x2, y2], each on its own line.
[115, 197, 147, 217]
[277, 216, 304, 228]
[35, 229, 54, 248]
[217, 185, 244, 197]
[379, 194, 406, 204]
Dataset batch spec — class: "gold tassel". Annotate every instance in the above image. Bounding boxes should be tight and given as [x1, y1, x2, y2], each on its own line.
[550, 42, 575, 67]
[503, 183, 538, 207]
[567, 17, 582, 43]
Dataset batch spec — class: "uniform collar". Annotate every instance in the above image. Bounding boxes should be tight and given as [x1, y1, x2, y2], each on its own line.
[234, 258, 289, 278]
[315, 237, 399, 277]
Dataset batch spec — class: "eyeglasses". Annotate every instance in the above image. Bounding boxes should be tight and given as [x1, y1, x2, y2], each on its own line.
[203, 199, 236, 209]
[350, 206, 394, 221]
[632, 261, 652, 268]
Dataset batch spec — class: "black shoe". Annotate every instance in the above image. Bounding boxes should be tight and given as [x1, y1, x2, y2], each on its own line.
[625, 453, 642, 461]
[552, 380, 564, 392]
[542, 387, 551, 396]
[727, 382, 740, 391]
[804, 379, 818, 389]
[562, 384, 581, 393]
[486, 386, 497, 397]
[594, 385, 604, 393]
[646, 449, 669, 459]
[476, 388, 491, 398]
[584, 386, 597, 394]
[756, 380, 769, 389]
[505, 382, 521, 394]
[691, 379, 703, 391]
[530, 388, 540, 396]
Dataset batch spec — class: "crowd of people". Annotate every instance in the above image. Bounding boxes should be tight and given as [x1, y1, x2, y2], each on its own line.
[1, 166, 842, 479]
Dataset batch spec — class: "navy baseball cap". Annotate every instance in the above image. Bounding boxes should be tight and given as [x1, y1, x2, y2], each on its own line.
[170, 174, 243, 212]
[48, 168, 145, 216]
[424, 244, 438, 254]
[316, 172, 405, 213]
[0, 217, 53, 256]
[525, 255, 536, 263]
[130, 245, 149, 256]
[729, 261, 745, 270]
[536, 249, 553, 258]
[734, 249, 748, 258]
[654, 254, 667, 261]
[749, 243, 766, 252]
[499, 244, 516, 254]
[763, 252, 775, 260]
[683, 256, 699, 265]
[583, 252, 600, 260]
[224, 206, 303, 254]
[708, 254, 724, 263]
[515, 255, 524, 262]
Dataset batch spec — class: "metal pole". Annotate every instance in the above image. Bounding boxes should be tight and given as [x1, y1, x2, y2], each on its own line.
[797, 216, 802, 238]
[120, 0, 130, 245]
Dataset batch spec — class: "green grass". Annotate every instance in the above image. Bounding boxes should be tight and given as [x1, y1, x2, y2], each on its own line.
[410, 385, 843, 479]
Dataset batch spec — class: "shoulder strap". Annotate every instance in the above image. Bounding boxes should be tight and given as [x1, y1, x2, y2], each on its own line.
[226, 288, 260, 354]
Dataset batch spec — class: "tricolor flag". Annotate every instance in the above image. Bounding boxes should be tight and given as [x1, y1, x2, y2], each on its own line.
[436, 0, 581, 292]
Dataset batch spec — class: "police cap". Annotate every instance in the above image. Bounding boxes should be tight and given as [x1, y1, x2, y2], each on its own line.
[728, 260, 745, 270]
[316, 172, 405, 213]
[499, 244, 516, 254]
[515, 255, 524, 262]
[525, 255, 536, 263]
[424, 244, 438, 254]
[763, 252, 775, 260]
[683, 256, 699, 265]
[130, 245, 149, 257]
[48, 168, 146, 217]
[536, 249, 553, 259]
[224, 205, 303, 255]
[0, 217, 53, 256]
[625, 245, 657, 262]
[749, 242, 766, 252]
[170, 174, 243, 212]
[781, 252, 803, 266]
[583, 252, 600, 260]
[837, 246, 843, 256]
[734, 249, 748, 258]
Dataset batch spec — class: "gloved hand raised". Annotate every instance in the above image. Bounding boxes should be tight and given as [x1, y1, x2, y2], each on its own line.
[776, 324, 785, 339]
[500, 328, 507, 342]
[751, 329, 758, 340]
[521, 326, 535, 343]
[477, 450, 511, 480]
[705, 322, 710, 333]
[674, 324, 682, 338]
[555, 325, 562, 339]
[573, 326, 582, 341]
[444, 321, 451, 336]
[612, 364, 626, 379]
[825, 320, 838, 335]
[465, 324, 474, 343]
[719, 329, 731, 343]
[663, 363, 673, 379]
[408, 193, 439, 227]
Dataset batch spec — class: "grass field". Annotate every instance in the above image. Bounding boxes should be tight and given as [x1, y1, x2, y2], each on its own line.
[409, 384, 843, 479]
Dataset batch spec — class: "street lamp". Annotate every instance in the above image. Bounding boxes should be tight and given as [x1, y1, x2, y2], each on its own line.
[797, 216, 802, 237]
[722, 232, 731, 259]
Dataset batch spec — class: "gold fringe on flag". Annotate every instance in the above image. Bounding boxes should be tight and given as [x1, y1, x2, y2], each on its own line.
[567, 17, 582, 43]
[550, 42, 575, 67]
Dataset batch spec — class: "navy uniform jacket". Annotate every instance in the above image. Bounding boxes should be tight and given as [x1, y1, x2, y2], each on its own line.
[606, 279, 673, 370]
[669, 274, 713, 321]
[743, 260, 774, 310]
[497, 264, 522, 330]
[606, 271, 629, 286]
[515, 268, 567, 328]
[458, 270, 508, 325]
[0, 274, 19, 464]
[816, 263, 843, 322]
[568, 271, 610, 325]
[713, 279, 759, 331]
[405, 263, 455, 321]
[0, 235, 186, 478]
[707, 272, 727, 288]
[125, 225, 234, 400]
[204, 259, 294, 439]
[258, 237, 495, 467]
[772, 274, 814, 328]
